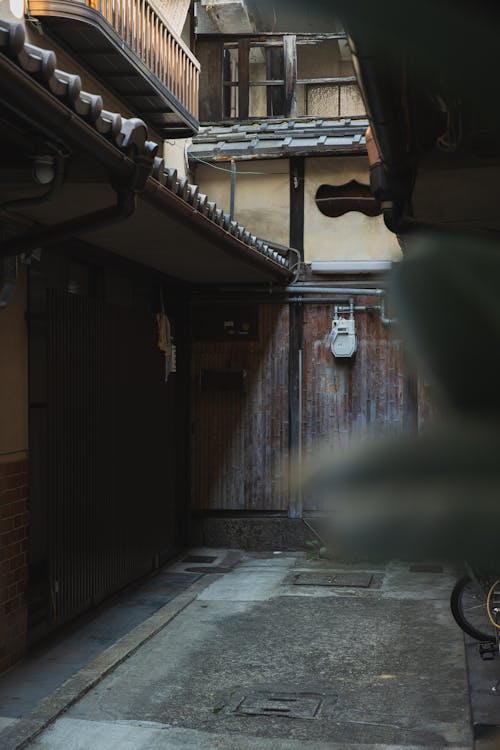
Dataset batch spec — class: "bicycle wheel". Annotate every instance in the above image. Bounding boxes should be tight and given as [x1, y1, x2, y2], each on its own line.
[450, 575, 496, 643]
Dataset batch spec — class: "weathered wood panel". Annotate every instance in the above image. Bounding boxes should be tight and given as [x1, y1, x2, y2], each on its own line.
[283, 34, 298, 118]
[191, 304, 289, 511]
[237, 39, 250, 120]
[301, 301, 405, 511]
[197, 40, 223, 122]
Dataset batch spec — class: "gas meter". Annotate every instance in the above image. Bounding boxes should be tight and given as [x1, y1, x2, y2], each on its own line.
[330, 314, 357, 358]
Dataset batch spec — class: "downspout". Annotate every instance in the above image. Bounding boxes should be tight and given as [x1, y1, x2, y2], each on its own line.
[340, 15, 414, 232]
[0, 191, 137, 258]
[229, 159, 237, 221]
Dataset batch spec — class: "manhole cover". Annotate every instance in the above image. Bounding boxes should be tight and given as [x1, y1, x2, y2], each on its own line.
[409, 564, 443, 574]
[293, 572, 374, 588]
[183, 555, 217, 564]
[235, 692, 322, 719]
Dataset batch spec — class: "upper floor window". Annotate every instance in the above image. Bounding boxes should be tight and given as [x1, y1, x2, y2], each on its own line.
[197, 33, 364, 123]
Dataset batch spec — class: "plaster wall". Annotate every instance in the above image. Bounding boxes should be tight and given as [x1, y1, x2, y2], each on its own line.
[151, 0, 191, 35]
[304, 156, 402, 262]
[194, 160, 290, 246]
[164, 138, 192, 178]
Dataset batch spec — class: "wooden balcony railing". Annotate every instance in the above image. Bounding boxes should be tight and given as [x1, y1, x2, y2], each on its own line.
[27, 0, 200, 133]
[88, 0, 200, 119]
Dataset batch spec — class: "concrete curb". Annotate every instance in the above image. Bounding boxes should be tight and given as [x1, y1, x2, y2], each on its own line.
[0, 574, 217, 750]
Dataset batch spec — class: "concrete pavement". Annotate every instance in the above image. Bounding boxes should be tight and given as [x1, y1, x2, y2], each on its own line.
[24, 553, 472, 749]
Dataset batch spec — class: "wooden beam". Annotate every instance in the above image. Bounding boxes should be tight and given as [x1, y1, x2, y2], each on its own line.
[238, 39, 250, 120]
[297, 76, 357, 86]
[197, 40, 223, 122]
[288, 155, 305, 519]
[197, 32, 347, 40]
[223, 80, 285, 87]
[288, 302, 304, 520]
[283, 34, 297, 118]
[223, 47, 232, 118]
[290, 157, 305, 259]
[266, 44, 285, 116]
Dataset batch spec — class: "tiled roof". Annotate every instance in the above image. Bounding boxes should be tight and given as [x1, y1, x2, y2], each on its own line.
[0, 18, 290, 273]
[189, 118, 369, 162]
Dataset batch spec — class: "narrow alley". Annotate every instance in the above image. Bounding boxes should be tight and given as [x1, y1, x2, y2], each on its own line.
[1, 1, 500, 748]
[0, 551, 471, 749]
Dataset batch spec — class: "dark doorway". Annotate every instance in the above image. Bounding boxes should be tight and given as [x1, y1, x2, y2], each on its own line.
[27, 249, 189, 639]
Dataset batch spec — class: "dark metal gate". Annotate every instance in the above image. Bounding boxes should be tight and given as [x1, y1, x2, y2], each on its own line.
[28, 256, 186, 633]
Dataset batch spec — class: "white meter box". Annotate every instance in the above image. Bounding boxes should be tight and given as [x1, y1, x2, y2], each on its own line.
[330, 317, 357, 358]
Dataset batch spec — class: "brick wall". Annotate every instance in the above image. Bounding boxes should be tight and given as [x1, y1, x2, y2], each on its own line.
[0, 458, 28, 673]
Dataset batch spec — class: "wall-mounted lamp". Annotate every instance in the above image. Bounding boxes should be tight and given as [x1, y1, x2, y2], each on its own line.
[33, 154, 56, 186]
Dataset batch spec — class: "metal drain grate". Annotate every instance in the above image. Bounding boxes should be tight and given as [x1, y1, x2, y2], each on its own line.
[235, 692, 323, 720]
[293, 572, 373, 588]
[183, 555, 217, 564]
[409, 564, 443, 574]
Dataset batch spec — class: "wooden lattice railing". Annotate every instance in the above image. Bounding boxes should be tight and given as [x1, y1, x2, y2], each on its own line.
[88, 0, 199, 118]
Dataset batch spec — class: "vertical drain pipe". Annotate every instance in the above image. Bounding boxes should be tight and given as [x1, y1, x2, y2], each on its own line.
[296, 347, 303, 519]
[288, 300, 304, 521]
[229, 159, 237, 221]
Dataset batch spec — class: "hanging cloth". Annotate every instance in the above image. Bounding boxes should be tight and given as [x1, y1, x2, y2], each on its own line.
[157, 289, 173, 382]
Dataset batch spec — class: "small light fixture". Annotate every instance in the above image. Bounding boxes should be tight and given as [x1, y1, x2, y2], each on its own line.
[33, 154, 56, 186]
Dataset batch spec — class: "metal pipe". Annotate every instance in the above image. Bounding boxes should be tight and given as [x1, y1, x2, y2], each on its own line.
[297, 347, 303, 519]
[206, 283, 388, 294]
[0, 192, 136, 258]
[334, 301, 397, 326]
[229, 159, 236, 221]
[286, 285, 386, 295]
[288, 296, 351, 304]
[379, 298, 398, 326]
[192, 296, 354, 305]
[288, 346, 303, 521]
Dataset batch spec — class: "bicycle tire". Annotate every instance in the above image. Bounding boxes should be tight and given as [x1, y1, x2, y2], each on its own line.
[450, 575, 496, 643]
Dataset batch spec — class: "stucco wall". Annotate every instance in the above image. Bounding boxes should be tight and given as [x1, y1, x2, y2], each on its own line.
[304, 156, 402, 262]
[194, 160, 291, 246]
[195, 155, 401, 260]
[164, 138, 192, 178]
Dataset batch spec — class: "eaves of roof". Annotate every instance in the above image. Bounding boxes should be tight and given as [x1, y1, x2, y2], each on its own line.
[189, 119, 369, 163]
[0, 18, 291, 279]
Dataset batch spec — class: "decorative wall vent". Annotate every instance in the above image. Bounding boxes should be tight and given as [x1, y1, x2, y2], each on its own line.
[315, 180, 381, 217]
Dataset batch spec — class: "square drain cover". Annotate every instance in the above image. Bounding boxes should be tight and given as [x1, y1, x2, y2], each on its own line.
[183, 555, 217, 564]
[294, 572, 373, 588]
[235, 692, 322, 719]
